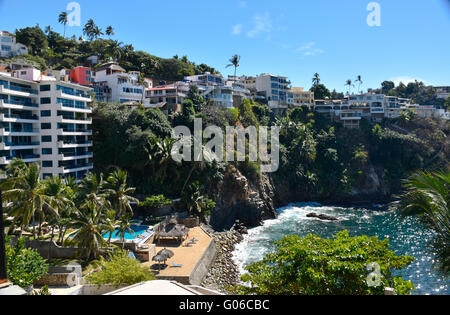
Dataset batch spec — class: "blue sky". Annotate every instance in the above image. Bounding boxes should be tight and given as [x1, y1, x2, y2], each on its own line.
[1, 0, 449, 92]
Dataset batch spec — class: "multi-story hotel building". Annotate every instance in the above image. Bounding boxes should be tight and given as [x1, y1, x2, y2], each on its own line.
[288, 87, 314, 107]
[0, 31, 28, 58]
[254, 74, 291, 109]
[93, 62, 145, 104]
[0, 62, 93, 180]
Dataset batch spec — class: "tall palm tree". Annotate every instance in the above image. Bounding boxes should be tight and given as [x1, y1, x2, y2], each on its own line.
[71, 201, 108, 260]
[83, 19, 97, 41]
[106, 26, 114, 37]
[104, 210, 119, 245]
[45, 25, 52, 35]
[355, 75, 363, 94]
[103, 170, 138, 217]
[106, 40, 124, 61]
[345, 79, 354, 95]
[312, 73, 320, 86]
[2, 163, 52, 238]
[226, 54, 241, 79]
[58, 11, 68, 37]
[398, 171, 449, 272]
[117, 214, 134, 248]
[76, 173, 109, 210]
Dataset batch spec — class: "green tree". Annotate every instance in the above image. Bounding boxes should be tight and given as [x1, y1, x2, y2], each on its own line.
[103, 170, 138, 217]
[71, 201, 108, 260]
[226, 54, 241, 78]
[5, 237, 49, 289]
[310, 84, 331, 100]
[2, 163, 53, 238]
[345, 79, 354, 95]
[58, 11, 68, 37]
[312, 73, 320, 86]
[232, 230, 415, 295]
[86, 250, 155, 287]
[15, 26, 48, 55]
[381, 81, 395, 94]
[182, 181, 216, 223]
[398, 171, 450, 272]
[106, 26, 115, 37]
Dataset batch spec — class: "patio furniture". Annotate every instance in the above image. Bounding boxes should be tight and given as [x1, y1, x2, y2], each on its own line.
[171, 262, 182, 268]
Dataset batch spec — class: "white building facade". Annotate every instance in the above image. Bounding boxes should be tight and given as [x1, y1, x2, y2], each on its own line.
[0, 31, 28, 58]
[0, 65, 93, 180]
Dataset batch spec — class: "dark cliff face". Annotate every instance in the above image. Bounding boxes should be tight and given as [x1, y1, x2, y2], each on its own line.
[209, 163, 394, 232]
[209, 166, 277, 231]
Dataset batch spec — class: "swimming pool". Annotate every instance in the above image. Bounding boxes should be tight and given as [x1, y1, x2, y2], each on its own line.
[103, 225, 152, 241]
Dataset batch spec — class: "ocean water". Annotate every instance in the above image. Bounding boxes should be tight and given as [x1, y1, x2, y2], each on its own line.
[232, 202, 449, 295]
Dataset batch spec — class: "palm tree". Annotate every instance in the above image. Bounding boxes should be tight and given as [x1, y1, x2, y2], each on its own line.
[345, 79, 354, 95]
[2, 163, 52, 238]
[44, 25, 52, 35]
[117, 214, 134, 248]
[106, 26, 114, 37]
[104, 210, 119, 245]
[83, 19, 97, 41]
[398, 171, 449, 272]
[226, 54, 241, 79]
[312, 73, 320, 86]
[355, 75, 363, 94]
[71, 201, 108, 260]
[102, 170, 138, 217]
[106, 40, 124, 61]
[76, 173, 109, 210]
[58, 11, 68, 37]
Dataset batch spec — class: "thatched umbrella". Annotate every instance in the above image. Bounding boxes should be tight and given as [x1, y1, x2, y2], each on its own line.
[158, 248, 174, 260]
[152, 254, 166, 271]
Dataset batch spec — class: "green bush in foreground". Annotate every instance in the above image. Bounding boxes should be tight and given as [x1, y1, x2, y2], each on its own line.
[232, 230, 415, 295]
[5, 237, 49, 288]
[86, 250, 155, 287]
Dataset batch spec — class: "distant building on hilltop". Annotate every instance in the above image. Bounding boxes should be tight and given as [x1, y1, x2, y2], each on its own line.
[0, 31, 28, 58]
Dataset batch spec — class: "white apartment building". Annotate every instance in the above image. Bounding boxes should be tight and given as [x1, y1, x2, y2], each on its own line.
[254, 74, 291, 109]
[184, 73, 251, 108]
[94, 62, 145, 104]
[435, 86, 450, 99]
[0, 64, 93, 180]
[0, 31, 28, 58]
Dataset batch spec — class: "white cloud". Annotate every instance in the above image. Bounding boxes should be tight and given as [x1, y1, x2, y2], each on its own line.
[247, 12, 273, 38]
[238, 1, 247, 8]
[390, 76, 428, 86]
[232, 24, 242, 35]
[296, 42, 324, 56]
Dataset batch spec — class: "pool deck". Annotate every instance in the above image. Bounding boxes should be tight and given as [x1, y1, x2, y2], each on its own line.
[142, 227, 213, 283]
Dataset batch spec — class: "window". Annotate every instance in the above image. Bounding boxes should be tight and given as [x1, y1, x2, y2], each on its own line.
[42, 161, 53, 168]
[40, 98, 51, 104]
[41, 123, 51, 130]
[40, 110, 51, 117]
[42, 148, 52, 155]
[1, 45, 11, 51]
[42, 136, 51, 142]
[43, 173, 53, 179]
[57, 98, 74, 108]
[40, 85, 51, 91]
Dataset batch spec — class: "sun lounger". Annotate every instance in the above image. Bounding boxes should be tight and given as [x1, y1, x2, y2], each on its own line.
[172, 262, 182, 268]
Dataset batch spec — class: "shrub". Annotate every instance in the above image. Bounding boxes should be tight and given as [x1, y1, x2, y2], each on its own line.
[232, 230, 415, 295]
[5, 237, 49, 288]
[86, 250, 155, 287]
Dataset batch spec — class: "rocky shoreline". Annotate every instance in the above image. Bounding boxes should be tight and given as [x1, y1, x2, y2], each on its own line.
[201, 229, 245, 294]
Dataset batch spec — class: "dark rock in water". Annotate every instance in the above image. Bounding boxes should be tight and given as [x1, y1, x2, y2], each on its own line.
[306, 213, 339, 221]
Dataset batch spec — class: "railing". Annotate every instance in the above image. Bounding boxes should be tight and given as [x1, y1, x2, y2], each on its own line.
[3, 114, 39, 120]
[2, 99, 39, 107]
[64, 163, 93, 170]
[2, 141, 40, 147]
[1, 84, 38, 94]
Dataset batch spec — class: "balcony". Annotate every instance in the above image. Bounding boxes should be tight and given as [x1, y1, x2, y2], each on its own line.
[57, 128, 92, 136]
[56, 115, 92, 124]
[56, 102, 92, 113]
[0, 141, 40, 150]
[58, 152, 93, 161]
[57, 140, 93, 148]
[61, 163, 94, 174]
[56, 89, 92, 102]
[0, 99, 39, 109]
[0, 113, 39, 123]
[0, 154, 40, 165]
[0, 128, 40, 136]
[0, 84, 38, 96]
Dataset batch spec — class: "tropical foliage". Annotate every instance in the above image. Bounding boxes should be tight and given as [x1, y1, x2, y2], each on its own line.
[398, 171, 450, 272]
[85, 250, 155, 287]
[232, 230, 415, 295]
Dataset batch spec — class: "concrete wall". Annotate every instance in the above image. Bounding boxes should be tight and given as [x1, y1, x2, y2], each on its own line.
[189, 239, 216, 286]
[69, 284, 128, 295]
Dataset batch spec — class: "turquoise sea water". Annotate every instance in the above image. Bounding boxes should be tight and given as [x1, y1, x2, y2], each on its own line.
[232, 203, 449, 295]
